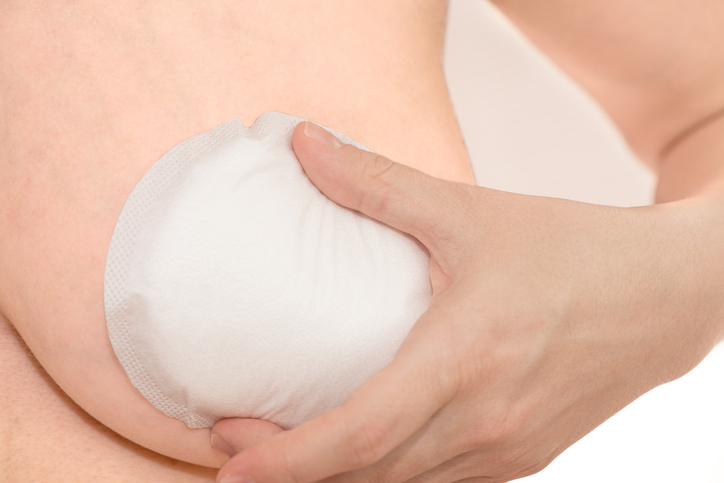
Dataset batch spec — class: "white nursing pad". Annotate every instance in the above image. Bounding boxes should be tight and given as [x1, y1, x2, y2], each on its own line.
[104, 112, 431, 429]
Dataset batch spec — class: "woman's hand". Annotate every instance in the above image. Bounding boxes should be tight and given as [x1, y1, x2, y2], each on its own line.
[211, 121, 724, 483]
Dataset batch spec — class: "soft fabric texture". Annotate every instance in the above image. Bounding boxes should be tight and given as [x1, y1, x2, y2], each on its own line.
[104, 112, 431, 429]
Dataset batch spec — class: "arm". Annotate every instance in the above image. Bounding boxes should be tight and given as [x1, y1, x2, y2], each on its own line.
[491, 0, 724, 177]
[213, 121, 724, 483]
[211, 2, 724, 480]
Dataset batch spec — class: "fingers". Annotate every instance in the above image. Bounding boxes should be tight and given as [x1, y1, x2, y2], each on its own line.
[399, 449, 551, 483]
[215, 311, 457, 483]
[404, 457, 552, 483]
[211, 418, 285, 457]
[316, 396, 471, 483]
[292, 121, 474, 251]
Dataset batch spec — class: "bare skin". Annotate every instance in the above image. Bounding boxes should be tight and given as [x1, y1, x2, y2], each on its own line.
[0, 315, 218, 482]
[0, 0, 472, 479]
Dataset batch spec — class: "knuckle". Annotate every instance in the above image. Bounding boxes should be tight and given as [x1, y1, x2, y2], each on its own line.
[268, 447, 305, 483]
[361, 153, 396, 182]
[356, 152, 395, 190]
[356, 153, 397, 216]
[340, 420, 389, 469]
[495, 448, 550, 481]
[464, 445, 540, 482]
[463, 407, 525, 451]
[223, 446, 302, 483]
[495, 443, 532, 472]
[517, 456, 553, 479]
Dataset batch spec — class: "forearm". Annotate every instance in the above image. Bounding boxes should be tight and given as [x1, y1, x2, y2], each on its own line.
[623, 114, 724, 365]
[654, 108, 724, 346]
[663, 107, 724, 344]
[213, 113, 724, 483]
[612, 118, 724, 377]
[490, 0, 724, 349]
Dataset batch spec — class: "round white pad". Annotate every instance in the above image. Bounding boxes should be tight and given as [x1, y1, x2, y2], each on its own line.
[104, 112, 431, 429]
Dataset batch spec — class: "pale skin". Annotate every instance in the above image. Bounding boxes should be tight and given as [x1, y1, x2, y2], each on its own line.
[1, 1, 724, 482]
[0, 0, 468, 479]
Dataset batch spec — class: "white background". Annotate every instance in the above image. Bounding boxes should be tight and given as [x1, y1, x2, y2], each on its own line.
[443, 1, 724, 481]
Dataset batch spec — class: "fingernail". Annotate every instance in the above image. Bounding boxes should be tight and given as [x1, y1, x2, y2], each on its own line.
[211, 433, 236, 457]
[219, 475, 255, 483]
[304, 121, 345, 149]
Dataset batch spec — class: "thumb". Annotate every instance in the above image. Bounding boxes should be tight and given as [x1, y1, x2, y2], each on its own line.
[292, 121, 471, 247]
[210, 418, 284, 458]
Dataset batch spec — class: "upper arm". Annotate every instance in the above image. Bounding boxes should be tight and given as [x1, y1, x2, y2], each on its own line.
[490, 0, 724, 167]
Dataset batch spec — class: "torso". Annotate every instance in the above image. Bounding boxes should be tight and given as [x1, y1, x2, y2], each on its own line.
[0, 0, 472, 479]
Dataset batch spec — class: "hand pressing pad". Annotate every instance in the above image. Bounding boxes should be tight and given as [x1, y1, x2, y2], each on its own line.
[104, 112, 431, 429]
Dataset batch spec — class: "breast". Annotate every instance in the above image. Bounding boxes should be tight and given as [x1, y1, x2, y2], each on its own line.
[105, 113, 431, 430]
[0, 0, 470, 468]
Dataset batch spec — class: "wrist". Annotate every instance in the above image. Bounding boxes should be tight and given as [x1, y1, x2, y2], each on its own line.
[654, 105, 724, 344]
[572, 201, 724, 388]
[643, 199, 724, 352]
